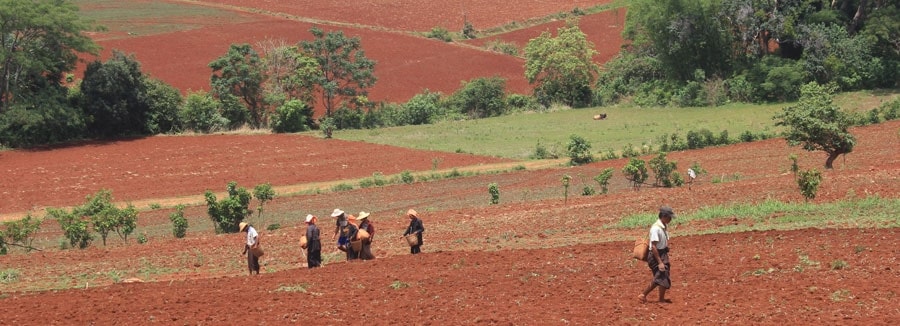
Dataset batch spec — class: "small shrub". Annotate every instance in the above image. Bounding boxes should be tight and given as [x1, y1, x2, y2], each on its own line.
[390, 280, 410, 289]
[372, 172, 387, 186]
[267, 223, 281, 231]
[581, 185, 595, 196]
[400, 170, 415, 184]
[461, 21, 476, 39]
[136, 232, 148, 244]
[788, 154, 800, 175]
[485, 40, 519, 56]
[359, 178, 375, 188]
[797, 168, 823, 201]
[566, 134, 594, 165]
[47, 208, 93, 249]
[148, 203, 162, 210]
[331, 183, 354, 192]
[426, 27, 452, 42]
[622, 158, 648, 190]
[488, 183, 500, 205]
[0, 269, 20, 284]
[204, 181, 252, 234]
[601, 148, 618, 160]
[561, 174, 571, 204]
[830, 260, 848, 270]
[169, 205, 189, 239]
[621, 143, 639, 158]
[594, 168, 614, 194]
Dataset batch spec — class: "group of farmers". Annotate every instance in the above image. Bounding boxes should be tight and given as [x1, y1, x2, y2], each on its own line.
[240, 204, 677, 305]
[238, 207, 426, 273]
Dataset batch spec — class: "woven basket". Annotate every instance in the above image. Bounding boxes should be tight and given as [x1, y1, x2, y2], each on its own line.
[250, 246, 265, 257]
[350, 240, 363, 252]
[299, 235, 308, 249]
[404, 233, 419, 247]
[632, 238, 648, 261]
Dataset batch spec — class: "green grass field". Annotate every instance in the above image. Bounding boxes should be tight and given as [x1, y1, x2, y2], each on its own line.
[72, 0, 257, 38]
[329, 90, 898, 160]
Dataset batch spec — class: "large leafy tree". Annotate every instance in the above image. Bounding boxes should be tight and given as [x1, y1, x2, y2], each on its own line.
[300, 27, 377, 117]
[774, 82, 856, 169]
[209, 43, 266, 128]
[258, 40, 322, 108]
[79, 51, 149, 137]
[524, 19, 598, 107]
[0, 0, 99, 111]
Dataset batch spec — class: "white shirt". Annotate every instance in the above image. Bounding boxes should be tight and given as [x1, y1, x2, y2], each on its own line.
[246, 226, 258, 246]
[648, 219, 668, 250]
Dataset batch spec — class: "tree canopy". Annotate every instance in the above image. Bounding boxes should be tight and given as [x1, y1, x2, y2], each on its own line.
[300, 27, 377, 117]
[524, 19, 599, 108]
[0, 0, 99, 112]
[774, 82, 856, 169]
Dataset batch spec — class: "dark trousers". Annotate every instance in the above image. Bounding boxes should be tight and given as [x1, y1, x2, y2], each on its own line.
[410, 244, 421, 254]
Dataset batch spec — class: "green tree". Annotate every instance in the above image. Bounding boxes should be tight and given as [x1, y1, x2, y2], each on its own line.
[622, 158, 649, 190]
[594, 168, 615, 194]
[0, 0, 99, 112]
[47, 208, 92, 249]
[143, 78, 183, 134]
[524, 19, 598, 107]
[301, 27, 377, 117]
[252, 183, 276, 220]
[258, 41, 322, 109]
[774, 82, 856, 169]
[209, 44, 267, 128]
[205, 181, 252, 234]
[271, 99, 314, 133]
[566, 134, 594, 165]
[74, 189, 138, 245]
[0, 214, 43, 254]
[79, 51, 149, 137]
[180, 91, 227, 133]
[447, 77, 507, 118]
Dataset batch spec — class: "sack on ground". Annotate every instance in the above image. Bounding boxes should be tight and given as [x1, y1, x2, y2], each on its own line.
[632, 237, 648, 261]
[300, 235, 308, 249]
[404, 233, 419, 247]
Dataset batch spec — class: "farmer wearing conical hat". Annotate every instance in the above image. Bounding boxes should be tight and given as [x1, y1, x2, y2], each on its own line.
[357, 211, 376, 260]
[239, 222, 261, 275]
[401, 209, 425, 254]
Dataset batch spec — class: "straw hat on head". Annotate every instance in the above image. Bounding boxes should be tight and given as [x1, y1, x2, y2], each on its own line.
[406, 209, 418, 218]
[305, 214, 315, 223]
[357, 211, 370, 220]
[331, 208, 344, 217]
[239, 222, 249, 232]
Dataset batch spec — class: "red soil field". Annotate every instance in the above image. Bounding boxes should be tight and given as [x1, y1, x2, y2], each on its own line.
[467, 9, 628, 65]
[187, 0, 616, 32]
[0, 121, 897, 324]
[92, 18, 532, 114]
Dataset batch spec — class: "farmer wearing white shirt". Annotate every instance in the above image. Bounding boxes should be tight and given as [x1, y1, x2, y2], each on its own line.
[639, 206, 675, 303]
[239, 222, 261, 275]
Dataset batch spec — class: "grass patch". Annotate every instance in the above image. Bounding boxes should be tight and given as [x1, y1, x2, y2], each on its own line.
[389, 280, 410, 289]
[73, 0, 258, 38]
[0, 269, 20, 284]
[275, 283, 310, 293]
[611, 195, 900, 231]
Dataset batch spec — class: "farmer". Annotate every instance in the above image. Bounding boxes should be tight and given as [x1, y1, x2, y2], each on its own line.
[357, 211, 376, 260]
[331, 208, 349, 252]
[401, 209, 425, 254]
[639, 206, 675, 303]
[239, 222, 261, 275]
[305, 214, 322, 268]
[343, 215, 360, 260]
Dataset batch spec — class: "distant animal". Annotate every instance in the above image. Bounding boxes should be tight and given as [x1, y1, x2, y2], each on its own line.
[593, 113, 608, 120]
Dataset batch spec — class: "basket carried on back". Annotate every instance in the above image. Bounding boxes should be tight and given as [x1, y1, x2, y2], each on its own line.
[404, 233, 419, 247]
[632, 238, 648, 261]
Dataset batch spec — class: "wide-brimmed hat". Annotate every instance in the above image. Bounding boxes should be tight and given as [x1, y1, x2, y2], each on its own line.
[331, 208, 344, 217]
[357, 211, 370, 220]
[239, 222, 249, 232]
[406, 209, 418, 218]
[305, 214, 315, 223]
[659, 206, 676, 218]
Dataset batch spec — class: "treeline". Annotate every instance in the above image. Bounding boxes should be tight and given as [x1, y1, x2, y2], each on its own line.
[1, 0, 897, 149]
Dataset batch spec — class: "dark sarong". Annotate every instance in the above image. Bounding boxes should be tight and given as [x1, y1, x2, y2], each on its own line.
[647, 247, 671, 289]
[306, 240, 322, 268]
[246, 245, 260, 273]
